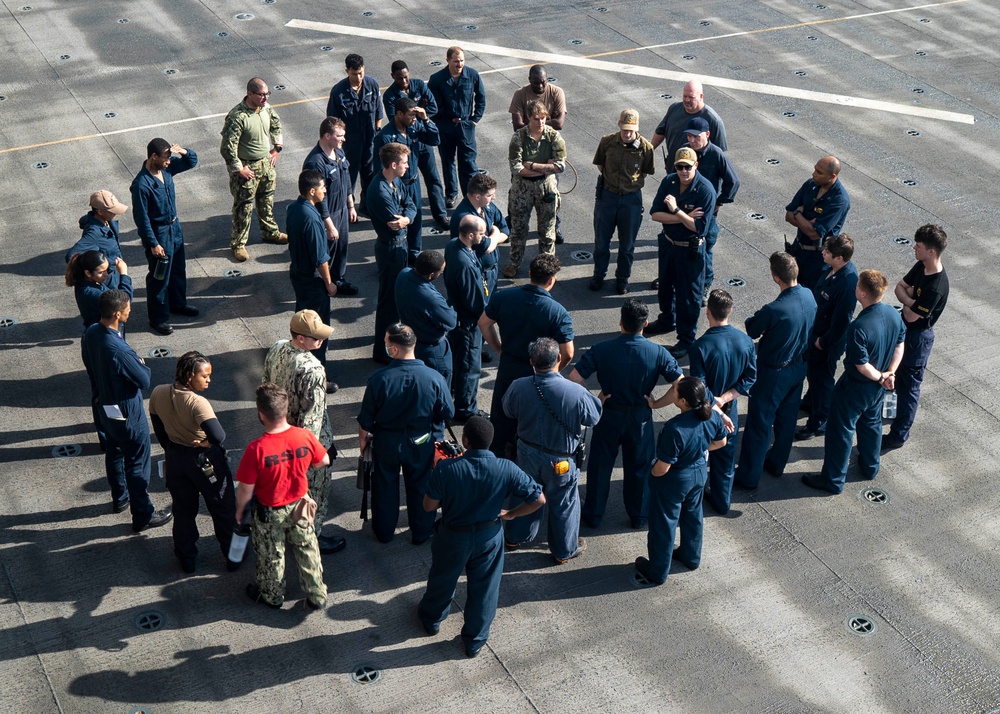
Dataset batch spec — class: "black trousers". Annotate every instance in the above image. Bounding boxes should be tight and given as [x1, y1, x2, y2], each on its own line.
[164, 443, 237, 564]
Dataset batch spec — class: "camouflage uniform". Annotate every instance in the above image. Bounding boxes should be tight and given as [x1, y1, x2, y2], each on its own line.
[506, 125, 566, 271]
[252, 501, 327, 606]
[262, 340, 334, 526]
[221, 100, 283, 250]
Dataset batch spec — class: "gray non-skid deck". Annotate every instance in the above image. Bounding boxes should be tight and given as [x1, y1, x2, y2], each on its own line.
[1, 1, 998, 711]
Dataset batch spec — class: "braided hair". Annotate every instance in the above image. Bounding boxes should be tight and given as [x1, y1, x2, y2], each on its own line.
[175, 351, 211, 388]
[676, 376, 713, 421]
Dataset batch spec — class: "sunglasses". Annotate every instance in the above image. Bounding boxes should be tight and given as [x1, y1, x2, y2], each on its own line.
[674, 164, 694, 171]
[252, 91, 271, 98]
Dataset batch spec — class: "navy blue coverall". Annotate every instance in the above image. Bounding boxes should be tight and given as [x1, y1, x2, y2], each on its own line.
[428, 65, 485, 201]
[451, 198, 509, 302]
[688, 325, 757, 514]
[417, 450, 541, 654]
[286, 197, 332, 369]
[395, 266, 458, 387]
[573, 333, 682, 528]
[81, 323, 155, 528]
[734, 285, 816, 489]
[366, 172, 416, 360]
[358, 359, 454, 543]
[443, 237, 486, 420]
[784, 178, 851, 289]
[484, 285, 574, 458]
[383, 78, 447, 223]
[819, 302, 905, 491]
[802, 262, 859, 434]
[130, 148, 198, 326]
[372, 119, 441, 263]
[650, 171, 717, 346]
[326, 75, 384, 201]
[644, 409, 727, 584]
[302, 143, 352, 285]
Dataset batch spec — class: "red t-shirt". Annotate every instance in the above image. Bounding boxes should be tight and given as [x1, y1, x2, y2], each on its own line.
[235, 426, 326, 507]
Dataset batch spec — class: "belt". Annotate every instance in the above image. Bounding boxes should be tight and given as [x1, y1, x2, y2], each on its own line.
[794, 240, 821, 252]
[155, 217, 178, 225]
[603, 185, 640, 196]
[444, 518, 500, 533]
[403, 178, 418, 185]
[602, 402, 647, 411]
[240, 156, 270, 165]
[520, 174, 545, 182]
[663, 236, 692, 247]
[417, 336, 446, 347]
[519, 438, 573, 459]
[762, 359, 795, 370]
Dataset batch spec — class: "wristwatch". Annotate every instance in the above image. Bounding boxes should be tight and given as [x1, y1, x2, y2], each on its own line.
[273, 145, 283, 153]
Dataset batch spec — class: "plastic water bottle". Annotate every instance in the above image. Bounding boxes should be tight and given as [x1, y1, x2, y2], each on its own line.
[153, 256, 170, 281]
[228, 523, 251, 563]
[882, 391, 897, 420]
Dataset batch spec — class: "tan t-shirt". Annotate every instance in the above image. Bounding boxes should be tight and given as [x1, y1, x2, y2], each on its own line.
[508, 84, 567, 125]
[148, 385, 216, 446]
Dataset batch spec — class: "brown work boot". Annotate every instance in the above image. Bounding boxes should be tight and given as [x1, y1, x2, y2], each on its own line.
[502, 263, 518, 279]
[262, 232, 288, 245]
[232, 246, 249, 262]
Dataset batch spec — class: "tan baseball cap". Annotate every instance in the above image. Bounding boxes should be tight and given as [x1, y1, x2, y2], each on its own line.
[618, 109, 639, 130]
[674, 147, 698, 166]
[89, 190, 129, 215]
[290, 309, 334, 339]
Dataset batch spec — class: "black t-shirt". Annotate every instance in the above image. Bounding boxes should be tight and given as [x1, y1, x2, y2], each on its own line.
[903, 261, 948, 329]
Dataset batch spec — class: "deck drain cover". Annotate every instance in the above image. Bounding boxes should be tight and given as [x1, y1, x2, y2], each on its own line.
[104, 112, 118, 119]
[900, 178, 918, 187]
[477, 168, 489, 175]
[682, 54, 696, 61]
[350, 664, 382, 685]
[0, 316, 18, 327]
[128, 708, 153, 714]
[428, 60, 442, 66]
[235, 13, 255, 20]
[765, 158, 781, 165]
[660, 93, 673, 100]
[117, 18, 129, 23]
[274, 85, 286, 90]
[463, 24, 478, 31]
[59, 54, 72, 60]
[32, 162, 50, 169]
[225, 268, 244, 277]
[905, 129, 921, 137]
[427, 227, 447, 236]
[547, 77, 558, 83]
[52, 443, 82, 459]
[919, 18, 931, 23]
[699, 20, 712, 26]
[793, 70, 807, 77]
[262, 0, 276, 4]
[912, 87, 925, 94]
[0, 96, 7, 101]
[569, 39, 584, 45]
[815, 4, 828, 9]
[747, 212, 766, 221]
[846, 615, 876, 637]
[134, 610, 165, 633]
[571, 250, 593, 262]
[19, 5, 32, 10]
[147, 346, 173, 359]
[320, 46, 334, 52]
[724, 276, 747, 288]
[162, 69, 177, 75]
[914, 50, 927, 56]
[892, 235, 914, 247]
[862, 488, 889, 504]
[216, 31, 229, 38]
[782, 111, 797, 118]
[806, 35, 818, 41]
[596, 6, 608, 12]
[361, 10, 375, 16]
[632, 572, 657, 588]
